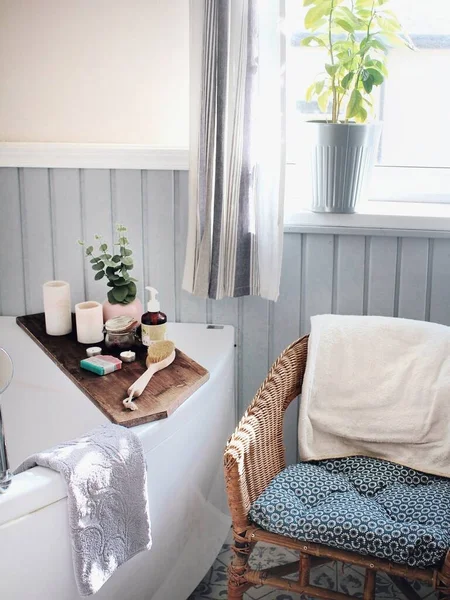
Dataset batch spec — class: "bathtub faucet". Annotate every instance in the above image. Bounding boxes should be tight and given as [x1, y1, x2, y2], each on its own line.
[0, 348, 13, 493]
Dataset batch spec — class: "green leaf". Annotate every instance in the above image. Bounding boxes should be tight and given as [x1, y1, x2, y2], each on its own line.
[90, 257, 99, 264]
[103, 259, 117, 268]
[112, 255, 121, 263]
[325, 63, 339, 77]
[335, 18, 354, 33]
[106, 266, 120, 275]
[346, 89, 363, 119]
[92, 261, 105, 271]
[305, 3, 331, 30]
[111, 286, 129, 303]
[94, 270, 105, 280]
[118, 237, 129, 246]
[303, 0, 317, 5]
[315, 80, 325, 94]
[341, 71, 354, 89]
[354, 106, 368, 123]
[318, 90, 330, 113]
[380, 32, 410, 48]
[300, 35, 327, 47]
[362, 73, 374, 94]
[121, 256, 133, 266]
[124, 263, 134, 271]
[376, 14, 401, 33]
[334, 6, 363, 29]
[127, 281, 137, 297]
[99, 243, 108, 252]
[107, 290, 118, 305]
[113, 277, 131, 286]
[107, 281, 115, 287]
[120, 247, 133, 256]
[305, 83, 316, 102]
[85, 246, 93, 255]
[366, 67, 384, 85]
[121, 267, 130, 280]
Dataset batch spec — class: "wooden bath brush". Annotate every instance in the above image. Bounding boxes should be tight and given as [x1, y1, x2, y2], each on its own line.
[123, 340, 176, 411]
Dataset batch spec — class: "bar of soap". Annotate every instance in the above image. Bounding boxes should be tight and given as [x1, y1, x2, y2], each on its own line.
[80, 355, 122, 375]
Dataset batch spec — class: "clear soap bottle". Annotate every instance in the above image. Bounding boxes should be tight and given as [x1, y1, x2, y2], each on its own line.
[141, 287, 167, 346]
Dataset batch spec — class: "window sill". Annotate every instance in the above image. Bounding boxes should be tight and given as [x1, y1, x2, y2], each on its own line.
[284, 202, 450, 237]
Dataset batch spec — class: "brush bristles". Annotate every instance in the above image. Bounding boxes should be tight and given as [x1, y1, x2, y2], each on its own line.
[146, 340, 175, 363]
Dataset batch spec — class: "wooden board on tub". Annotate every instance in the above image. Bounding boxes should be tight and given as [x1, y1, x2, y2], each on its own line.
[16, 313, 210, 428]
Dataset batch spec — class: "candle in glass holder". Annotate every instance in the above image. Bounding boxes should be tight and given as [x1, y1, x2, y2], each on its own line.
[42, 281, 72, 336]
[75, 301, 104, 344]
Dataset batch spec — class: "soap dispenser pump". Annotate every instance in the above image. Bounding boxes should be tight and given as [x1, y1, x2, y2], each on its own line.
[141, 287, 167, 346]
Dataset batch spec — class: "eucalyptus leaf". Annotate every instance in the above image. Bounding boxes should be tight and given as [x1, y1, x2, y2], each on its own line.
[111, 286, 129, 303]
[127, 281, 137, 296]
[100, 243, 108, 252]
[113, 277, 131, 286]
[112, 255, 121, 263]
[94, 270, 105, 280]
[121, 256, 133, 266]
[85, 246, 93, 255]
[107, 290, 118, 305]
[92, 261, 105, 271]
[90, 258, 99, 264]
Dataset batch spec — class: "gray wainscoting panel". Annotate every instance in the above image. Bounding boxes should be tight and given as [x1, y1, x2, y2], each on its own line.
[0, 168, 25, 316]
[2, 166, 450, 463]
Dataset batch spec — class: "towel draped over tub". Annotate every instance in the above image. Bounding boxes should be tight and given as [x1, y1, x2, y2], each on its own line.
[15, 423, 151, 596]
[298, 314, 450, 478]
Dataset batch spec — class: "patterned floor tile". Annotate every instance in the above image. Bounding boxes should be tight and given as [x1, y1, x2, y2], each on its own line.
[188, 528, 439, 600]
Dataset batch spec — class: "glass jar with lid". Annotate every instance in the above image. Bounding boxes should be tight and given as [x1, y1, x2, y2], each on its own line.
[104, 316, 140, 351]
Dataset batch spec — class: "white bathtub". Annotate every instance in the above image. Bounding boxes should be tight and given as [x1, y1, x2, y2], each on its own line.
[0, 318, 235, 600]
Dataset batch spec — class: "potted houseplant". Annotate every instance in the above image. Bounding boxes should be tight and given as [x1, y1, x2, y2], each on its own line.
[300, 0, 413, 213]
[78, 224, 143, 321]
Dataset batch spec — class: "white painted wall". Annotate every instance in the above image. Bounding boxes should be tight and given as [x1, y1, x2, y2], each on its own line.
[0, 0, 189, 146]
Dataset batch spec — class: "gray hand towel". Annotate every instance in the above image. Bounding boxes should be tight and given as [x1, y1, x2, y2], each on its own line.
[15, 423, 152, 596]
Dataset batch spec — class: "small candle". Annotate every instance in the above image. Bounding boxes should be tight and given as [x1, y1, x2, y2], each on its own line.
[75, 301, 104, 344]
[86, 346, 102, 357]
[43, 281, 72, 336]
[120, 350, 136, 363]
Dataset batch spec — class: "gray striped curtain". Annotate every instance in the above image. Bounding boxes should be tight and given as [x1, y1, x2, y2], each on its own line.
[183, 0, 286, 302]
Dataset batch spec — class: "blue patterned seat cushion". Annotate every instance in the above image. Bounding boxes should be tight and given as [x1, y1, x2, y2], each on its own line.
[249, 456, 450, 568]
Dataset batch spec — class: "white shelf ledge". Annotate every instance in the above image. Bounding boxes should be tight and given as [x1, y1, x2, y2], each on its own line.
[0, 143, 189, 170]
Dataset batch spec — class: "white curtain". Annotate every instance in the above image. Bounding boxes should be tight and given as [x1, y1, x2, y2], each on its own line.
[183, 0, 286, 302]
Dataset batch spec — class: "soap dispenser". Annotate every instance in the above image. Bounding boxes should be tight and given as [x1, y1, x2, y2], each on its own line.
[141, 287, 167, 346]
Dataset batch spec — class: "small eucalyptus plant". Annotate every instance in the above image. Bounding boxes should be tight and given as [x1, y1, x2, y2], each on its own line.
[302, 0, 413, 123]
[78, 224, 137, 305]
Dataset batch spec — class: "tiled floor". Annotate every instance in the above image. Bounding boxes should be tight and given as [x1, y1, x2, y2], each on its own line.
[188, 529, 439, 600]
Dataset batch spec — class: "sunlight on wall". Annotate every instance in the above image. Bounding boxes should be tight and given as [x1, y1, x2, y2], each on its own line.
[0, 0, 189, 145]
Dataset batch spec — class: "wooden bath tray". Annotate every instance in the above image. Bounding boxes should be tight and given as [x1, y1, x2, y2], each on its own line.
[16, 313, 209, 428]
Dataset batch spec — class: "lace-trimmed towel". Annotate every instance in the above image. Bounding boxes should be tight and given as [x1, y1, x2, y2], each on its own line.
[15, 424, 151, 596]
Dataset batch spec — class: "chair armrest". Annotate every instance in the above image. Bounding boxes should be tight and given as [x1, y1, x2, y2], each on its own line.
[224, 335, 309, 532]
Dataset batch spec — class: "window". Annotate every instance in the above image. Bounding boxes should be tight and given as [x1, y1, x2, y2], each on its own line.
[285, 0, 450, 212]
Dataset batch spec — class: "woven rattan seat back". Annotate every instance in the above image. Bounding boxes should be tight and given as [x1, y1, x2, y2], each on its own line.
[224, 335, 309, 531]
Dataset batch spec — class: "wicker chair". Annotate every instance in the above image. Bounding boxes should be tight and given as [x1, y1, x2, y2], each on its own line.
[224, 335, 450, 600]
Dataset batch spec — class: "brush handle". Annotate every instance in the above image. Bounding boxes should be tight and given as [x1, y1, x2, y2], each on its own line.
[126, 351, 176, 399]
[127, 364, 159, 399]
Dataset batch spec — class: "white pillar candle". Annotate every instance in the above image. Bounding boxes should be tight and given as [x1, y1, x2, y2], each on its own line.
[42, 281, 72, 336]
[75, 301, 104, 344]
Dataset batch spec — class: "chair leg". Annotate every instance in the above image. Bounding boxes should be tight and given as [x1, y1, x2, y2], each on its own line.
[228, 531, 253, 600]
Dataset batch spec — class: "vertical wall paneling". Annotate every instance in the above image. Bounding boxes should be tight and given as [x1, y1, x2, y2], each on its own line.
[0, 168, 26, 315]
[51, 169, 85, 307]
[272, 233, 302, 465]
[80, 170, 113, 303]
[398, 237, 429, 321]
[143, 170, 176, 321]
[112, 170, 145, 305]
[240, 296, 270, 418]
[429, 239, 450, 326]
[21, 168, 55, 313]
[335, 235, 365, 315]
[366, 236, 397, 316]
[6, 167, 450, 461]
[301, 234, 334, 332]
[174, 170, 207, 323]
